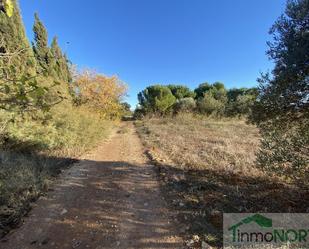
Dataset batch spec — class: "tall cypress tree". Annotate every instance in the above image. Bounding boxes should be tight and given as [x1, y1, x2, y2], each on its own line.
[50, 36, 61, 79]
[32, 13, 52, 74]
[0, 0, 36, 78]
[63, 53, 72, 83]
[50, 37, 62, 61]
[50, 36, 71, 82]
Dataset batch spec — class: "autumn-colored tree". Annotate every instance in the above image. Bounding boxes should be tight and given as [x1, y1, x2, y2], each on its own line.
[72, 70, 127, 119]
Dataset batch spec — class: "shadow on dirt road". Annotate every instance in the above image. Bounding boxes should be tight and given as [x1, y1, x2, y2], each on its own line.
[1, 123, 184, 249]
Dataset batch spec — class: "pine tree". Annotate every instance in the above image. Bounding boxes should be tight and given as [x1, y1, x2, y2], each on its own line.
[0, 0, 36, 78]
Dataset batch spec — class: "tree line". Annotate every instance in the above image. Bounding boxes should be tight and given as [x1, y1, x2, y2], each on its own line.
[136, 83, 258, 117]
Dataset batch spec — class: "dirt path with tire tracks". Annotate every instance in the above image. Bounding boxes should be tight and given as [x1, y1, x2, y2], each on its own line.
[1, 122, 183, 249]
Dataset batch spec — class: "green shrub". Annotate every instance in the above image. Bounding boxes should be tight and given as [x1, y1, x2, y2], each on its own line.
[2, 104, 110, 153]
[197, 92, 225, 116]
[194, 82, 227, 116]
[226, 93, 257, 117]
[133, 107, 146, 119]
[173, 97, 196, 113]
[256, 123, 309, 182]
[225, 88, 258, 117]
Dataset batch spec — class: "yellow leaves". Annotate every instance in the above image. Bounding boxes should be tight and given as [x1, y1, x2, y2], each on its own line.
[4, 0, 14, 17]
[73, 69, 127, 119]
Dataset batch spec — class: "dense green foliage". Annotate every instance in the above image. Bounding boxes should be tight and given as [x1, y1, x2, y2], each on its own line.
[250, 0, 309, 181]
[196, 82, 227, 116]
[32, 13, 50, 74]
[0, 2, 60, 115]
[0, 0, 35, 78]
[197, 91, 226, 116]
[194, 82, 212, 99]
[173, 97, 196, 113]
[32, 14, 72, 100]
[138, 85, 176, 114]
[50, 37, 71, 83]
[167, 84, 195, 99]
[137, 82, 257, 117]
[226, 88, 258, 117]
[0, 72, 62, 115]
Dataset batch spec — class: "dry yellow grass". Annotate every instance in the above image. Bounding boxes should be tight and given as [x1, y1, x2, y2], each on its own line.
[135, 113, 309, 248]
[137, 113, 261, 175]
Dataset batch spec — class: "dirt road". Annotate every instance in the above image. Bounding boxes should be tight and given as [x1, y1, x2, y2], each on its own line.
[1, 123, 183, 249]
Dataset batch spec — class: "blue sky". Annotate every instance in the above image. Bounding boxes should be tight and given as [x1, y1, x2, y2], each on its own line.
[19, 0, 286, 108]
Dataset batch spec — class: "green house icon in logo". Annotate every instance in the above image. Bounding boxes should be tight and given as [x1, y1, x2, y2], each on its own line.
[229, 214, 273, 231]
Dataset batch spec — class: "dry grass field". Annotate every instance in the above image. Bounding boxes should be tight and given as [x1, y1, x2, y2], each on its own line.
[137, 113, 260, 175]
[135, 114, 309, 247]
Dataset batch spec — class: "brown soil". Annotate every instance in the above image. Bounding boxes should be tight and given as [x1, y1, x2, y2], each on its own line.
[0, 122, 183, 249]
